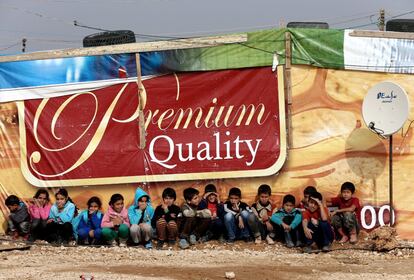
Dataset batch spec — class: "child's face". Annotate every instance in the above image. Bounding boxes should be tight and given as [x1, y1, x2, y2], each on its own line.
[308, 199, 319, 212]
[283, 202, 294, 213]
[187, 194, 200, 206]
[56, 194, 67, 208]
[259, 193, 270, 205]
[229, 195, 240, 205]
[37, 193, 47, 206]
[207, 193, 217, 203]
[112, 199, 124, 213]
[7, 204, 19, 212]
[138, 196, 148, 209]
[163, 196, 175, 207]
[88, 202, 99, 213]
[341, 189, 353, 201]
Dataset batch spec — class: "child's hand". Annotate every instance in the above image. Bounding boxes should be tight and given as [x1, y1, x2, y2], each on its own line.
[212, 212, 217, 220]
[312, 198, 322, 206]
[162, 202, 168, 211]
[265, 221, 273, 232]
[170, 213, 176, 218]
[304, 227, 313, 239]
[139, 203, 147, 211]
[232, 203, 239, 211]
[203, 192, 212, 199]
[311, 218, 319, 226]
[47, 219, 53, 224]
[89, 230, 95, 238]
[238, 216, 245, 229]
[330, 210, 337, 217]
[112, 216, 122, 226]
[282, 223, 290, 232]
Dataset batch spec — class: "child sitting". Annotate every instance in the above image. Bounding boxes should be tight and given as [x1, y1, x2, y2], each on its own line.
[101, 193, 130, 246]
[179, 187, 211, 249]
[248, 184, 276, 244]
[328, 182, 360, 244]
[128, 187, 154, 249]
[223, 187, 252, 243]
[298, 186, 317, 211]
[28, 189, 51, 242]
[198, 183, 225, 242]
[73, 196, 103, 245]
[271, 194, 302, 248]
[302, 192, 333, 253]
[5, 195, 30, 240]
[152, 187, 181, 249]
[46, 188, 76, 245]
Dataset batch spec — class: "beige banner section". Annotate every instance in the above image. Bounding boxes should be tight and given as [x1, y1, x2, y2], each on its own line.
[1, 65, 414, 239]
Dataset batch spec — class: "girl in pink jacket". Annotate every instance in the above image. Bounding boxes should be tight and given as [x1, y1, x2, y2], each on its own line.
[101, 193, 130, 246]
[28, 189, 51, 241]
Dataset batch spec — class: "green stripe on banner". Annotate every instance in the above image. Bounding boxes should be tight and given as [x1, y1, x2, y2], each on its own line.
[290, 28, 344, 68]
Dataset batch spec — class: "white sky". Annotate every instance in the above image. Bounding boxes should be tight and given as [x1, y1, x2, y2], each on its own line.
[0, 0, 413, 54]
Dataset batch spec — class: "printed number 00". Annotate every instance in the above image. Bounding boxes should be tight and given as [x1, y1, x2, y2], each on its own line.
[360, 205, 395, 230]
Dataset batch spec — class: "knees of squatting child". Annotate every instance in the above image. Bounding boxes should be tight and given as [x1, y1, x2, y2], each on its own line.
[302, 192, 334, 253]
[74, 196, 103, 245]
[5, 195, 30, 240]
[101, 193, 130, 246]
[153, 187, 180, 249]
[270, 194, 302, 248]
[248, 184, 276, 245]
[128, 187, 155, 249]
[179, 187, 211, 249]
[223, 187, 254, 243]
[328, 182, 360, 244]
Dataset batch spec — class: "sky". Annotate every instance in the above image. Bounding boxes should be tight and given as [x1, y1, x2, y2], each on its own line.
[0, 0, 414, 55]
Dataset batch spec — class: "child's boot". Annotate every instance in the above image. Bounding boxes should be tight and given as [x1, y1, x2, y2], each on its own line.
[284, 232, 294, 248]
[157, 240, 164, 250]
[145, 240, 153, 249]
[189, 234, 197, 245]
[179, 238, 190, 249]
[254, 235, 262, 244]
[266, 234, 275, 245]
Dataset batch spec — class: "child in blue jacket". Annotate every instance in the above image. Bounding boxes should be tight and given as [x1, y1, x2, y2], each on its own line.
[73, 196, 103, 245]
[128, 187, 155, 249]
[271, 194, 302, 248]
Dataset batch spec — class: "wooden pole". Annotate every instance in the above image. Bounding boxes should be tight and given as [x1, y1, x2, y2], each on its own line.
[135, 53, 146, 150]
[379, 9, 385, 31]
[284, 31, 293, 149]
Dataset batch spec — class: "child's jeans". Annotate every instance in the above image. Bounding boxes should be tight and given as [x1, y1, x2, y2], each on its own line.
[331, 212, 358, 234]
[130, 223, 153, 244]
[224, 211, 251, 241]
[77, 226, 102, 242]
[304, 221, 334, 248]
[8, 220, 30, 235]
[102, 224, 129, 242]
[209, 218, 225, 239]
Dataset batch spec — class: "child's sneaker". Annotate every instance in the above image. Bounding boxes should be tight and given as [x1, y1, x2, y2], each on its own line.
[179, 238, 190, 249]
[157, 240, 164, 250]
[145, 241, 153, 249]
[286, 240, 295, 248]
[226, 239, 235, 244]
[218, 235, 226, 243]
[189, 234, 197, 245]
[266, 235, 275, 245]
[168, 240, 176, 247]
[303, 246, 313, 253]
[322, 245, 331, 252]
[119, 238, 127, 247]
[254, 236, 262, 244]
[244, 236, 253, 243]
[295, 240, 303, 247]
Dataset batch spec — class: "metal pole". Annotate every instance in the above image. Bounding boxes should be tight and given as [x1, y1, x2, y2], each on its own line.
[389, 135, 394, 226]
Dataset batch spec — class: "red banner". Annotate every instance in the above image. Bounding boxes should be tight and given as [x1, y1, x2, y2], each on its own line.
[19, 67, 286, 186]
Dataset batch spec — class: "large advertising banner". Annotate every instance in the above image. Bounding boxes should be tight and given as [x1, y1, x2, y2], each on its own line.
[19, 66, 286, 186]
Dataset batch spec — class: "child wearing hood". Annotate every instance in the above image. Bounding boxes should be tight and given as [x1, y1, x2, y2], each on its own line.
[101, 193, 130, 246]
[46, 188, 76, 245]
[128, 187, 154, 249]
[5, 195, 30, 240]
[73, 196, 103, 245]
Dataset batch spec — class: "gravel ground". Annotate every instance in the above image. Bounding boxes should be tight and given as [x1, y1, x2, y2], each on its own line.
[1, 238, 414, 280]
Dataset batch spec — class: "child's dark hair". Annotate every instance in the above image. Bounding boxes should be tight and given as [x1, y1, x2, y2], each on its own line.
[5, 195, 20, 206]
[87, 196, 102, 208]
[55, 188, 75, 204]
[183, 187, 199, 202]
[204, 183, 217, 194]
[283, 194, 296, 205]
[109, 193, 124, 206]
[304, 186, 317, 195]
[162, 187, 176, 200]
[258, 184, 271, 196]
[34, 189, 49, 201]
[341, 182, 355, 194]
[309, 191, 323, 202]
[229, 187, 242, 198]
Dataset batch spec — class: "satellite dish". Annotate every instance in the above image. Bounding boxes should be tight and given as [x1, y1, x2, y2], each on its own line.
[362, 81, 409, 136]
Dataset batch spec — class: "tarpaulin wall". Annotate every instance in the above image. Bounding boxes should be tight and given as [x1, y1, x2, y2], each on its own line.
[1, 28, 414, 239]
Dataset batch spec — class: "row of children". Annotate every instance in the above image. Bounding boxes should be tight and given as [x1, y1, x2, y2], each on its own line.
[5, 182, 360, 252]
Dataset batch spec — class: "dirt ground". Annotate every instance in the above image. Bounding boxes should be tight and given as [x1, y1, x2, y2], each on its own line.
[1, 236, 414, 280]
